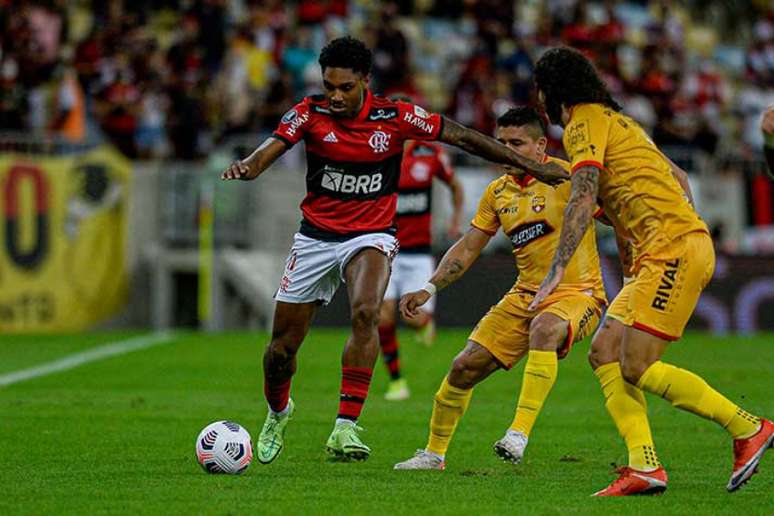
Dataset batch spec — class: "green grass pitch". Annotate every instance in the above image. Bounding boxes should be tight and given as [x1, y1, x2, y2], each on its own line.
[1, 330, 772, 514]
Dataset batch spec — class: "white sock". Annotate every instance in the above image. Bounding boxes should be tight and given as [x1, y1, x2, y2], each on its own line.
[335, 418, 356, 427]
[506, 429, 527, 440]
[271, 403, 291, 417]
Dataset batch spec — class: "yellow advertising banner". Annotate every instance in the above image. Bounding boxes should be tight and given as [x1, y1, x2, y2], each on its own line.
[0, 146, 130, 332]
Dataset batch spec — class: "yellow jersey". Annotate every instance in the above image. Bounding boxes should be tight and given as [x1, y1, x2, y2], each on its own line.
[471, 157, 606, 303]
[562, 103, 708, 260]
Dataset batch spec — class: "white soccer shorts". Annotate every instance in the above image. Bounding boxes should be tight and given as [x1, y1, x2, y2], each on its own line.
[274, 232, 399, 305]
[384, 253, 436, 313]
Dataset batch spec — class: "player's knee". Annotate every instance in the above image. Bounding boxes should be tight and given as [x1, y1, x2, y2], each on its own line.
[351, 301, 380, 331]
[449, 357, 481, 389]
[620, 358, 648, 385]
[587, 346, 604, 369]
[270, 324, 304, 351]
[265, 338, 297, 368]
[528, 316, 565, 351]
[587, 343, 616, 369]
[588, 327, 618, 370]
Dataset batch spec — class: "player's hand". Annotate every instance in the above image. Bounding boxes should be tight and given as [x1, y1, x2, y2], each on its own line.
[528, 265, 565, 311]
[400, 290, 432, 319]
[221, 160, 251, 181]
[532, 161, 570, 186]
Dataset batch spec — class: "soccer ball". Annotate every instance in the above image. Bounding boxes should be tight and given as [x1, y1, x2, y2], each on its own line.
[195, 421, 253, 474]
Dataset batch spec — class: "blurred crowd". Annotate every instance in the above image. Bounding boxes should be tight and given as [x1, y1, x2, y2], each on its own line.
[0, 0, 772, 163]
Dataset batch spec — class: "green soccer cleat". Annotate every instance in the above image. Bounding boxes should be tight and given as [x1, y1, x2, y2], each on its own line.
[325, 422, 371, 461]
[384, 378, 410, 401]
[256, 398, 295, 464]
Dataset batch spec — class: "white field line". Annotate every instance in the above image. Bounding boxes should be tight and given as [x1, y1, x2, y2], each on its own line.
[0, 332, 176, 387]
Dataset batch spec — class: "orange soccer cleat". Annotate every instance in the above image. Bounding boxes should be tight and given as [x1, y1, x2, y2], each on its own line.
[592, 466, 668, 497]
[727, 418, 774, 492]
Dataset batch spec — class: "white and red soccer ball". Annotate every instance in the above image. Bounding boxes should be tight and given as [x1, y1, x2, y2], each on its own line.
[195, 421, 253, 474]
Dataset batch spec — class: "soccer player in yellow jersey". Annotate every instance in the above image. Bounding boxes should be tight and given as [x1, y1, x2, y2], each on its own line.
[531, 47, 773, 496]
[393, 107, 606, 470]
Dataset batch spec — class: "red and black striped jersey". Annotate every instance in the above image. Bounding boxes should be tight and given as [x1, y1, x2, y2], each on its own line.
[395, 141, 454, 252]
[272, 90, 443, 240]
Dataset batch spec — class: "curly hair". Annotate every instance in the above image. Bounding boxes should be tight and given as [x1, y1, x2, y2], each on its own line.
[496, 106, 547, 138]
[319, 36, 372, 76]
[534, 47, 621, 125]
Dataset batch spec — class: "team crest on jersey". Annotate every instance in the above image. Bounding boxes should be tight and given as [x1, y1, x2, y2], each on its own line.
[368, 107, 398, 121]
[414, 105, 429, 118]
[532, 196, 546, 213]
[281, 109, 298, 124]
[369, 131, 391, 153]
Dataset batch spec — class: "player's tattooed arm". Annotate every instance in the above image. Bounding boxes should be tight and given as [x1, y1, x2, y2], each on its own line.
[221, 137, 288, 181]
[439, 118, 569, 185]
[400, 228, 491, 319]
[528, 166, 600, 310]
[429, 227, 491, 290]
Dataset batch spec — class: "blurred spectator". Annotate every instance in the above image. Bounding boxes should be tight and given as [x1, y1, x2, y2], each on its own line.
[167, 76, 207, 160]
[95, 59, 139, 156]
[4, 2, 86, 141]
[0, 57, 26, 130]
[448, 47, 496, 135]
[0, 0, 769, 167]
[371, 3, 411, 94]
[282, 27, 317, 94]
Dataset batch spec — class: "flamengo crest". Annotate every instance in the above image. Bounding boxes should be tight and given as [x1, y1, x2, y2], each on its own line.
[369, 131, 391, 153]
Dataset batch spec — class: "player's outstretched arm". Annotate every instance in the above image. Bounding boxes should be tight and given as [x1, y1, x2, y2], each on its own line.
[399, 227, 491, 319]
[528, 165, 600, 311]
[221, 137, 288, 181]
[439, 118, 569, 185]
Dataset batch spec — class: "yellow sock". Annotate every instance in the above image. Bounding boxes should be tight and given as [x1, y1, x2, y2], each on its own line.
[510, 350, 558, 436]
[426, 375, 473, 457]
[595, 362, 660, 471]
[638, 361, 761, 439]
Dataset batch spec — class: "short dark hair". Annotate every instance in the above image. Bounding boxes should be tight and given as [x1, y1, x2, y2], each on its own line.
[496, 106, 547, 138]
[319, 36, 372, 76]
[534, 47, 621, 124]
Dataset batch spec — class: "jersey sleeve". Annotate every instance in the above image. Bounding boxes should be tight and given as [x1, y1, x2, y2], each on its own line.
[470, 183, 500, 235]
[397, 101, 443, 141]
[563, 105, 610, 174]
[434, 147, 455, 184]
[272, 101, 312, 147]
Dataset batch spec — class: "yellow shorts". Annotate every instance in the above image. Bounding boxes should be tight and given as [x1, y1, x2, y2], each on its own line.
[606, 231, 714, 341]
[468, 289, 603, 369]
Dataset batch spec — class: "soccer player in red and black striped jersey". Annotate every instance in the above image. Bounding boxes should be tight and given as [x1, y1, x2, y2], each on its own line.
[379, 110, 464, 401]
[221, 36, 568, 464]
